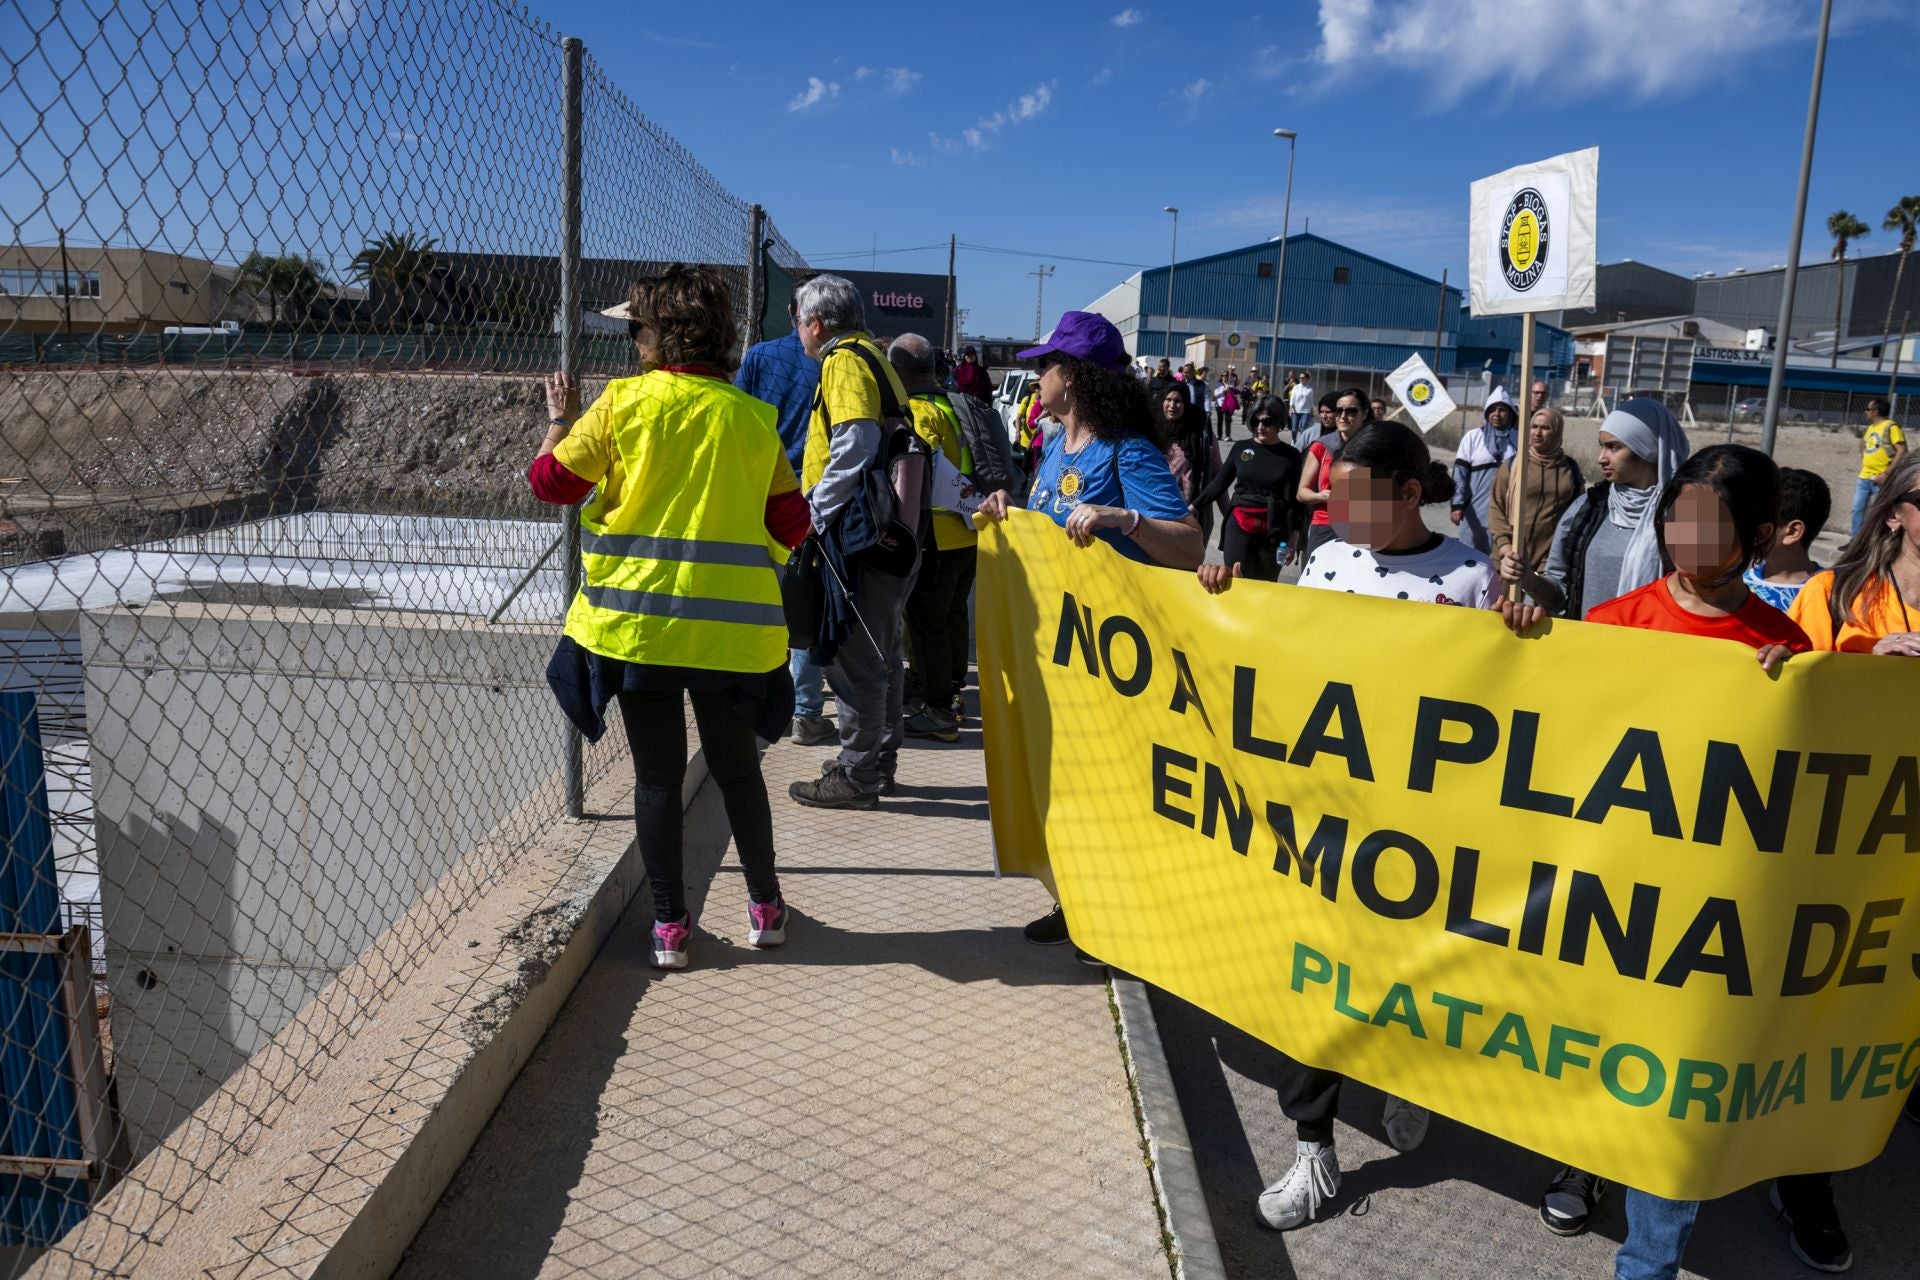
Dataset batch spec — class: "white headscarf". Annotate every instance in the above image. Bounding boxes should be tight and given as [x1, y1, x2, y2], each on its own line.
[1600, 399, 1692, 597]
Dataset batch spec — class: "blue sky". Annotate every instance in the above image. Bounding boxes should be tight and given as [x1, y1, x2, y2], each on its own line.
[545, 0, 1920, 339]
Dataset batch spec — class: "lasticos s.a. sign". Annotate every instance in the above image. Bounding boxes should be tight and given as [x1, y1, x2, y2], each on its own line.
[836, 270, 951, 341]
[1470, 148, 1598, 317]
[977, 508, 1920, 1202]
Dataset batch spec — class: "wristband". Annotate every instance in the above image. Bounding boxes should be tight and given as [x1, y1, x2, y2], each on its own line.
[548, 417, 568, 428]
[1126, 508, 1142, 536]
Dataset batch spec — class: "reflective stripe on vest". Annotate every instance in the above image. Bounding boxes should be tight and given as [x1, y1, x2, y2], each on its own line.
[563, 371, 790, 673]
[580, 531, 777, 569]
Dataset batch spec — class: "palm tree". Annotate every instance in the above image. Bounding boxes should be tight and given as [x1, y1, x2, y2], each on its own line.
[1826, 211, 1869, 368]
[1878, 196, 1920, 371]
[234, 251, 324, 328]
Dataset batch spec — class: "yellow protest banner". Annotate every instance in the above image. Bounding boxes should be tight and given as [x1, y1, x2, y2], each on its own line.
[977, 508, 1920, 1201]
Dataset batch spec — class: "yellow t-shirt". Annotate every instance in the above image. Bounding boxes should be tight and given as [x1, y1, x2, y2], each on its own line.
[800, 332, 907, 492]
[907, 394, 978, 552]
[1861, 419, 1905, 481]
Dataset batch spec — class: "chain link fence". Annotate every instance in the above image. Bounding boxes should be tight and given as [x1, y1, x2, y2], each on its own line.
[0, 0, 804, 1267]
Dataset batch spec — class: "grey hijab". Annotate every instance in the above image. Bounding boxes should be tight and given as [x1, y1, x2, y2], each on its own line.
[1599, 399, 1692, 597]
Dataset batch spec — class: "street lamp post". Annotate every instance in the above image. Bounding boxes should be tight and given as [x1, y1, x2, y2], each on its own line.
[1162, 206, 1178, 364]
[1760, 0, 1836, 456]
[1266, 129, 1297, 386]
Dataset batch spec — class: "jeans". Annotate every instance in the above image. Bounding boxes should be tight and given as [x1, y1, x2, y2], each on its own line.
[1291, 410, 1311, 438]
[617, 688, 779, 923]
[790, 646, 826, 719]
[1616, 1191, 1700, 1280]
[1852, 476, 1877, 535]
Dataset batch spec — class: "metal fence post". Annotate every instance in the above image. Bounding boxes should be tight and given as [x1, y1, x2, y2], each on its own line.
[746, 203, 766, 350]
[560, 36, 585, 819]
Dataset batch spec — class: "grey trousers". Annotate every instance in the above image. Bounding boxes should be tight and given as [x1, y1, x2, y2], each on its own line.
[826, 557, 919, 791]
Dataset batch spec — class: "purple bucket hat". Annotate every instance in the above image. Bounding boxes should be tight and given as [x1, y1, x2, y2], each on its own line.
[1017, 311, 1130, 371]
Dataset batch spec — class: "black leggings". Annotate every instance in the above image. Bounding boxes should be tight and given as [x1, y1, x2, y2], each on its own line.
[1221, 517, 1283, 582]
[617, 688, 779, 922]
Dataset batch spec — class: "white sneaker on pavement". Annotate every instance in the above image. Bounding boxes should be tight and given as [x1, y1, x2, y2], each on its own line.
[1381, 1096, 1430, 1152]
[1255, 1140, 1340, 1230]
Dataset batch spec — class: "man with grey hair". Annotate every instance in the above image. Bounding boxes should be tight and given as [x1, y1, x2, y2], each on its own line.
[889, 332, 978, 743]
[788, 275, 922, 809]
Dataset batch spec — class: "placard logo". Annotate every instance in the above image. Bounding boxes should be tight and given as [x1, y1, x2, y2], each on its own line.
[1408, 378, 1436, 406]
[1500, 187, 1549, 292]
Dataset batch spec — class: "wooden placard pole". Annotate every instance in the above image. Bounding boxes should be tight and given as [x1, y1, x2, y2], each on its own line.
[1506, 312, 1535, 603]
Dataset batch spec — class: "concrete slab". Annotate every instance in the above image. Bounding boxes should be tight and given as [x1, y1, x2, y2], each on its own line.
[399, 711, 1171, 1279]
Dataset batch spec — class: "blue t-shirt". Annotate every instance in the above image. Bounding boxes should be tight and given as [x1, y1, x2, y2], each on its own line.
[735, 331, 820, 471]
[1026, 431, 1189, 563]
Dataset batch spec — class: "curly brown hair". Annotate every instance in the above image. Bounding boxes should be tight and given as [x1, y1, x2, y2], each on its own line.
[628, 263, 736, 369]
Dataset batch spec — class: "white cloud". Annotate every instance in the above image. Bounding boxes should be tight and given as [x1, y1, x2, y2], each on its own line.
[289, 0, 358, 57]
[1091, 67, 1114, 86]
[1112, 8, 1146, 26]
[890, 147, 925, 167]
[1205, 195, 1466, 267]
[927, 81, 1055, 153]
[1181, 78, 1209, 103]
[854, 66, 873, 80]
[786, 77, 841, 112]
[884, 66, 922, 95]
[1311, 0, 1805, 103]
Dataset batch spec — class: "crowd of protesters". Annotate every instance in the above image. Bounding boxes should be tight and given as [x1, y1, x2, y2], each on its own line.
[528, 268, 1911, 1277]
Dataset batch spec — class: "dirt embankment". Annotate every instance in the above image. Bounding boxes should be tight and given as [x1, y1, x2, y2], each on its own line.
[1, 369, 603, 550]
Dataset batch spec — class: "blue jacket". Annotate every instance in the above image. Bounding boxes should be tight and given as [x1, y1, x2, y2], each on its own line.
[735, 331, 820, 471]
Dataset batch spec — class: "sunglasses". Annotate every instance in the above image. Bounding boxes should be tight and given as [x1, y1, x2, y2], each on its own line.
[1896, 493, 1920, 510]
[1251, 416, 1277, 426]
[1333, 405, 1366, 418]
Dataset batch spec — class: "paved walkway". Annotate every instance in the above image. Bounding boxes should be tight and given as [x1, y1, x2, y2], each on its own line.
[397, 694, 1169, 1279]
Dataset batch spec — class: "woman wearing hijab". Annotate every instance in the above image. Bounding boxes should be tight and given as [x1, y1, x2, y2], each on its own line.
[1488, 405, 1583, 573]
[1162, 383, 1222, 543]
[1450, 387, 1521, 553]
[1497, 397, 1692, 622]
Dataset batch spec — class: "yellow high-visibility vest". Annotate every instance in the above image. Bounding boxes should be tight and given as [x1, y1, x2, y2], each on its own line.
[563, 371, 791, 673]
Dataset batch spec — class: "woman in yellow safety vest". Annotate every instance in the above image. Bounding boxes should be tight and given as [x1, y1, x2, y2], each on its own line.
[532, 264, 812, 972]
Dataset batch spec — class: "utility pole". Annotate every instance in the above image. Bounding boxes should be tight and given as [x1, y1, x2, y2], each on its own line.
[1891, 309, 1911, 416]
[1265, 129, 1297, 385]
[1761, 0, 1835, 456]
[946, 234, 957, 351]
[1028, 264, 1055, 341]
[1162, 207, 1179, 363]
[1433, 268, 1449, 375]
[58, 228, 73, 338]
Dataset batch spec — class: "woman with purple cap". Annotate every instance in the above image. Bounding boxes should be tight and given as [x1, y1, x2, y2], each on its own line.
[978, 309, 1202, 954]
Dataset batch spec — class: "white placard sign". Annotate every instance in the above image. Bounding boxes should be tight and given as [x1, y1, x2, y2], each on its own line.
[1385, 354, 1457, 433]
[1469, 147, 1598, 316]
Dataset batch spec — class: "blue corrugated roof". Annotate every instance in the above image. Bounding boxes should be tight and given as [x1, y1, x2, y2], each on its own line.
[1140, 234, 1462, 334]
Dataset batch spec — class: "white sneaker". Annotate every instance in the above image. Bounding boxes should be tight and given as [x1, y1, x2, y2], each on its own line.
[1255, 1140, 1340, 1230]
[1381, 1096, 1430, 1152]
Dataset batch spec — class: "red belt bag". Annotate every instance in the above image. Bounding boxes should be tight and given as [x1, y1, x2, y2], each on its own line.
[1232, 507, 1269, 534]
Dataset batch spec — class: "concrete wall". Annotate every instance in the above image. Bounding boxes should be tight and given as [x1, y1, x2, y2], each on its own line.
[81, 603, 558, 1158]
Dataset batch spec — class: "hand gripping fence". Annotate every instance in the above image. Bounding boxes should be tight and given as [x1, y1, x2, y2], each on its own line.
[0, 0, 806, 1268]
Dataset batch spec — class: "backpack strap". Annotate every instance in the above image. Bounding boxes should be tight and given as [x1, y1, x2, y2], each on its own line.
[820, 334, 907, 423]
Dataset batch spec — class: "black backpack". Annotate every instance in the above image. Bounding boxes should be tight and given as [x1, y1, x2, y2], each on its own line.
[944, 390, 1021, 496]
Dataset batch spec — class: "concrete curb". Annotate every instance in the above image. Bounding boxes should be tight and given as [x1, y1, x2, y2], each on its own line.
[1111, 974, 1228, 1280]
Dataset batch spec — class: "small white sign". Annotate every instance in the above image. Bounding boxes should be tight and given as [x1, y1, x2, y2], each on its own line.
[930, 451, 985, 516]
[1223, 330, 1250, 353]
[1385, 354, 1457, 434]
[1469, 147, 1598, 316]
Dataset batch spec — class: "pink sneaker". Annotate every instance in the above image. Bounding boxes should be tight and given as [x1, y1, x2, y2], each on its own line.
[747, 898, 788, 948]
[650, 913, 690, 970]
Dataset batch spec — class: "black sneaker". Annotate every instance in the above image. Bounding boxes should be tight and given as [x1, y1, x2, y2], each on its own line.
[1073, 946, 1105, 967]
[1771, 1178, 1853, 1273]
[1023, 904, 1070, 945]
[903, 706, 960, 742]
[1539, 1166, 1606, 1236]
[791, 715, 837, 746]
[879, 774, 897, 797]
[789, 761, 878, 810]
[950, 693, 967, 727]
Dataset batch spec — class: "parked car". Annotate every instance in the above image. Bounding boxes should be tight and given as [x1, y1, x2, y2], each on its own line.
[993, 369, 1037, 441]
[1732, 397, 1765, 423]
